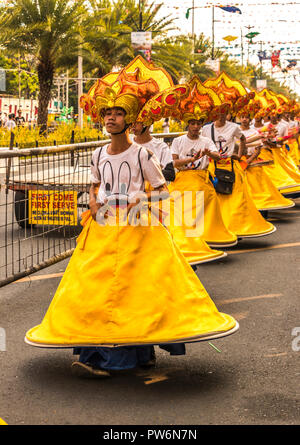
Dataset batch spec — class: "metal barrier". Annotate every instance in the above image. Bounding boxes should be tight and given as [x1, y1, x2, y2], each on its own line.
[0, 132, 184, 287]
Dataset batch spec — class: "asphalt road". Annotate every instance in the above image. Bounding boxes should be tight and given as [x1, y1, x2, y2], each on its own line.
[0, 200, 300, 426]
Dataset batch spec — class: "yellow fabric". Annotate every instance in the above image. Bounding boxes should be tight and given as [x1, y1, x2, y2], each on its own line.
[287, 139, 300, 166]
[25, 212, 237, 347]
[245, 164, 294, 210]
[146, 181, 226, 264]
[168, 170, 237, 246]
[0, 418, 7, 425]
[214, 160, 275, 236]
[259, 147, 300, 191]
[273, 147, 300, 184]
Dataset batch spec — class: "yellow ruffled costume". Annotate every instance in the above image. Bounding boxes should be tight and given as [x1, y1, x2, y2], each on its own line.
[245, 162, 294, 211]
[25, 57, 238, 348]
[273, 146, 300, 184]
[212, 160, 276, 237]
[25, 211, 237, 347]
[287, 138, 300, 166]
[168, 170, 237, 248]
[259, 147, 300, 194]
[146, 181, 226, 264]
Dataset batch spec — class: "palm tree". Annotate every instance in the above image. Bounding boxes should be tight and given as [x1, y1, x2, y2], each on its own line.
[0, 0, 85, 132]
[81, 0, 178, 81]
[80, 0, 134, 78]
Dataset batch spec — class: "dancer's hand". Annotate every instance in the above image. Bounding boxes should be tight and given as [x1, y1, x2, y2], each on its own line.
[200, 148, 211, 157]
[89, 198, 101, 220]
[191, 151, 202, 161]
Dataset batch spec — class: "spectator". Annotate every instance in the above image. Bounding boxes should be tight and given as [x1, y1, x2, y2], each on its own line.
[162, 117, 170, 133]
[16, 110, 25, 126]
[1, 112, 8, 127]
[4, 114, 16, 130]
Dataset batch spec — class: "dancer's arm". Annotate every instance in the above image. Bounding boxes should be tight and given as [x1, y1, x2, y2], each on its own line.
[89, 182, 101, 220]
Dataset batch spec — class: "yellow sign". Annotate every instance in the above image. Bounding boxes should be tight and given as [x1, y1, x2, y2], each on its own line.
[29, 190, 77, 225]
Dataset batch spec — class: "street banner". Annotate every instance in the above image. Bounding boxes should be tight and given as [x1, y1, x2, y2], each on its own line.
[205, 58, 220, 73]
[256, 79, 267, 91]
[131, 32, 152, 51]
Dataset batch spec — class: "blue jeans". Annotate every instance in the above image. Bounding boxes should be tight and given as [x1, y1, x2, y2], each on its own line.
[73, 343, 185, 371]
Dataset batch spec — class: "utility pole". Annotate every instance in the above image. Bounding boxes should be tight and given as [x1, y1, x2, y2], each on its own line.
[240, 28, 244, 67]
[66, 69, 69, 110]
[192, 0, 195, 54]
[245, 25, 254, 65]
[78, 53, 83, 129]
[258, 41, 263, 78]
[212, 6, 215, 59]
[138, 0, 143, 31]
[18, 53, 21, 109]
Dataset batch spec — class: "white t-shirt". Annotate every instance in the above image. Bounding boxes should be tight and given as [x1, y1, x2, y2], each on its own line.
[162, 120, 169, 133]
[4, 119, 16, 130]
[171, 134, 218, 170]
[240, 127, 262, 156]
[90, 142, 165, 204]
[135, 137, 173, 169]
[276, 121, 289, 138]
[202, 121, 243, 158]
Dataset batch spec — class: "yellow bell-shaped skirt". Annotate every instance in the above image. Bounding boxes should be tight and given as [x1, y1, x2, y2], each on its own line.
[258, 148, 300, 192]
[146, 181, 226, 265]
[272, 147, 300, 184]
[25, 212, 238, 347]
[168, 170, 237, 248]
[245, 163, 295, 211]
[214, 160, 276, 238]
[287, 139, 300, 166]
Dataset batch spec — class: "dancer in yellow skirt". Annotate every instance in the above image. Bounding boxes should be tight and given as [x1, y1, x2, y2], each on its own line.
[168, 95, 238, 248]
[262, 109, 300, 197]
[132, 76, 231, 263]
[238, 107, 294, 211]
[25, 57, 238, 377]
[202, 105, 275, 238]
[132, 119, 226, 265]
[281, 107, 300, 167]
[252, 107, 300, 194]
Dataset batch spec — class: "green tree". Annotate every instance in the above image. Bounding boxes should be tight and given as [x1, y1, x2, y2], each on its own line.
[81, 0, 178, 82]
[0, 0, 85, 131]
[0, 53, 39, 98]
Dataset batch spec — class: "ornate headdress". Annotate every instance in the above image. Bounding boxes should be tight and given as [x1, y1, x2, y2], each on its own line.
[203, 71, 255, 117]
[80, 56, 174, 125]
[236, 100, 261, 120]
[135, 75, 222, 126]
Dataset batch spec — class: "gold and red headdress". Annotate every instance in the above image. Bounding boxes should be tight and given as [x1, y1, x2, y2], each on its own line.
[257, 88, 281, 109]
[236, 99, 261, 120]
[136, 75, 222, 126]
[203, 71, 255, 117]
[80, 56, 174, 124]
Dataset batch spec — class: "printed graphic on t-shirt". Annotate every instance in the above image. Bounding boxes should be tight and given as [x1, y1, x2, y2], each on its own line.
[184, 147, 203, 169]
[102, 160, 131, 205]
[215, 136, 228, 158]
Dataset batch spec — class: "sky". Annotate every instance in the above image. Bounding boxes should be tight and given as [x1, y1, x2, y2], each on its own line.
[155, 0, 300, 95]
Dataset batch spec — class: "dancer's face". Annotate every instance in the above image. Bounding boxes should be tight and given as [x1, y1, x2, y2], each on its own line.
[240, 115, 250, 127]
[215, 113, 227, 125]
[104, 107, 127, 133]
[187, 119, 202, 138]
[132, 122, 147, 136]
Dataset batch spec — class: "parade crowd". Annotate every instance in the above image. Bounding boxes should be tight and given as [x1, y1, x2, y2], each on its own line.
[23, 56, 300, 378]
